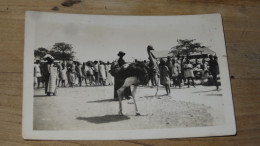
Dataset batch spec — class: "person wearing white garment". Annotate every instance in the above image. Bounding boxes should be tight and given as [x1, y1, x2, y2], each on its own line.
[105, 61, 113, 85]
[98, 61, 107, 86]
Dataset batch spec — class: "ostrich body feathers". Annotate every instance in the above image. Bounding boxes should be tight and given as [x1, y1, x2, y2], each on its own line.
[111, 62, 150, 85]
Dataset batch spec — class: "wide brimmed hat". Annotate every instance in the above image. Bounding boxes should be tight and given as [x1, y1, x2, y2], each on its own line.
[43, 54, 54, 60]
[117, 51, 125, 57]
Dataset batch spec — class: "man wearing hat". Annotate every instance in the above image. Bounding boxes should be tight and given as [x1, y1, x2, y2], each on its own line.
[113, 51, 132, 100]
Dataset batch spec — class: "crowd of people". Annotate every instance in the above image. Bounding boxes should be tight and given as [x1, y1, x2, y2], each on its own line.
[157, 54, 220, 95]
[34, 53, 220, 97]
[34, 55, 114, 96]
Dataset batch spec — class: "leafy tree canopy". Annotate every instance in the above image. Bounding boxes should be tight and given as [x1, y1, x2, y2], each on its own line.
[34, 47, 49, 60]
[50, 42, 75, 62]
[170, 39, 206, 56]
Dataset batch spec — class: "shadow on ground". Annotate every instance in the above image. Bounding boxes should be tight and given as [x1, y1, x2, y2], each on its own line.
[192, 89, 216, 93]
[76, 115, 130, 124]
[143, 94, 170, 98]
[34, 95, 50, 98]
[205, 94, 222, 96]
[87, 99, 116, 103]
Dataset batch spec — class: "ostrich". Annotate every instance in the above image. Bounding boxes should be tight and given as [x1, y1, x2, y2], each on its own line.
[110, 45, 158, 116]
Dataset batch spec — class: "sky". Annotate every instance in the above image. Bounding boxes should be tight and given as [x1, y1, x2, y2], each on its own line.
[33, 13, 222, 62]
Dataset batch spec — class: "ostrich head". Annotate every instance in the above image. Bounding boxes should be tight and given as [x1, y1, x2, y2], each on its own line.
[147, 45, 155, 60]
[147, 45, 154, 52]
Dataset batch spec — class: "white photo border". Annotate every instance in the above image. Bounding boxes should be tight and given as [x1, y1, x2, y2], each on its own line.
[22, 11, 236, 140]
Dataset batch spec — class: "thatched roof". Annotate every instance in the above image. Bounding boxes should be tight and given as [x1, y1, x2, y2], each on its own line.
[194, 47, 215, 55]
[151, 50, 174, 59]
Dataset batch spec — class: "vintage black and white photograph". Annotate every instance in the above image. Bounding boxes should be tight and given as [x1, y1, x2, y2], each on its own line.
[23, 11, 236, 140]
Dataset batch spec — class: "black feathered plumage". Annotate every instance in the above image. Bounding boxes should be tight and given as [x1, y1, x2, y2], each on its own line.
[111, 62, 150, 85]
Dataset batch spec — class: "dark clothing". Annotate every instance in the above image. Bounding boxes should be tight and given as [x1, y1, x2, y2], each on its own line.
[209, 59, 219, 89]
[41, 63, 50, 94]
[40, 63, 49, 83]
[209, 60, 219, 76]
[118, 58, 125, 67]
[114, 57, 131, 100]
[166, 60, 173, 78]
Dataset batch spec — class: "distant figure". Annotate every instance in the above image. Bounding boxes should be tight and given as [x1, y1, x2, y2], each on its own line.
[171, 59, 181, 88]
[76, 62, 83, 86]
[166, 56, 173, 86]
[178, 55, 185, 84]
[86, 62, 95, 86]
[43, 55, 58, 96]
[34, 60, 42, 88]
[148, 61, 157, 87]
[183, 59, 195, 88]
[93, 61, 100, 86]
[99, 61, 107, 86]
[159, 59, 171, 95]
[106, 61, 113, 85]
[68, 62, 76, 87]
[209, 55, 220, 90]
[60, 63, 67, 87]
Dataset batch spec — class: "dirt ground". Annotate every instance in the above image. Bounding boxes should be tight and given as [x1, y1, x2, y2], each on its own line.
[33, 84, 225, 130]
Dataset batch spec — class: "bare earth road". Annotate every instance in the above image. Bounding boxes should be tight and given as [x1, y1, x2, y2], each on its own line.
[33, 85, 225, 130]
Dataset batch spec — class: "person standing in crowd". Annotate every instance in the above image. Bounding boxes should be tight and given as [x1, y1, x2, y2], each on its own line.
[76, 62, 83, 86]
[113, 51, 132, 100]
[179, 55, 185, 85]
[200, 59, 209, 85]
[201, 59, 208, 71]
[105, 61, 113, 85]
[183, 59, 195, 88]
[159, 59, 171, 95]
[99, 61, 107, 86]
[166, 56, 173, 86]
[172, 58, 181, 88]
[60, 63, 67, 87]
[40, 60, 49, 89]
[86, 62, 95, 86]
[34, 60, 42, 88]
[209, 55, 220, 91]
[68, 62, 76, 87]
[66, 63, 71, 86]
[148, 61, 157, 87]
[82, 62, 87, 85]
[200, 59, 208, 78]
[57, 63, 62, 87]
[81, 62, 86, 85]
[44, 55, 58, 96]
[93, 61, 100, 86]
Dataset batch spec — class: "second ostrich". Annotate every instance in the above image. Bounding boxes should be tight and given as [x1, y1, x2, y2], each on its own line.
[111, 46, 156, 116]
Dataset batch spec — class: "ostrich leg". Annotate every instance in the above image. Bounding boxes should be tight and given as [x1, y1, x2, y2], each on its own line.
[132, 85, 140, 116]
[117, 77, 139, 115]
[117, 87, 124, 115]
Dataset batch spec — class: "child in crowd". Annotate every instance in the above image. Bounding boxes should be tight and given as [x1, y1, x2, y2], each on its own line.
[60, 63, 67, 87]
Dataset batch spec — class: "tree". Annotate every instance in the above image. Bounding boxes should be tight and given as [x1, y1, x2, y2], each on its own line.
[50, 42, 75, 62]
[34, 47, 49, 60]
[170, 39, 206, 56]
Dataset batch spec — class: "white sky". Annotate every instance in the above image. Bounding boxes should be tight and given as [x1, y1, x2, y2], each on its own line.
[34, 13, 222, 62]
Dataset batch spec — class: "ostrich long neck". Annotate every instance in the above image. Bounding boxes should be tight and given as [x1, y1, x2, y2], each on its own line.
[147, 48, 159, 74]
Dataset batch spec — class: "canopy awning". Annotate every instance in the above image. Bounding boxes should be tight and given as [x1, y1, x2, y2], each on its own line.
[151, 50, 174, 59]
